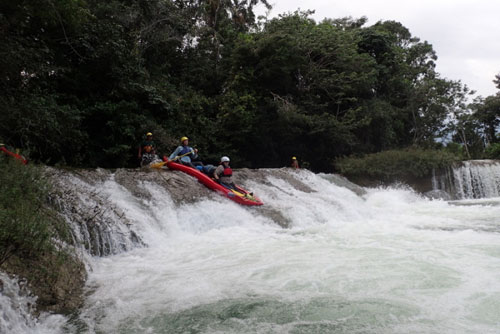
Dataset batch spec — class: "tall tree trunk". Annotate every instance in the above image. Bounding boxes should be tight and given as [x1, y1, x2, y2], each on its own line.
[459, 128, 471, 159]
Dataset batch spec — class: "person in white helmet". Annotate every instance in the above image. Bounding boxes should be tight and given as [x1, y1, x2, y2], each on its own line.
[214, 156, 235, 188]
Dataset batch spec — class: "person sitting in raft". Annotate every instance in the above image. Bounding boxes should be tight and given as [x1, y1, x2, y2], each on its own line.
[168, 136, 203, 168]
[138, 132, 157, 166]
[291, 156, 299, 169]
[214, 156, 236, 189]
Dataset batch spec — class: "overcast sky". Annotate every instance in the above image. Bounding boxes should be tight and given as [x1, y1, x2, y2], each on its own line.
[258, 0, 500, 97]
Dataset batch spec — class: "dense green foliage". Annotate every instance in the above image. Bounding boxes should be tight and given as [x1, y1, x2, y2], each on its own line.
[485, 143, 500, 159]
[0, 0, 498, 170]
[335, 149, 459, 180]
[447, 89, 500, 159]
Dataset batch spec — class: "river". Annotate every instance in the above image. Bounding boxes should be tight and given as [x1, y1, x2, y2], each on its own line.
[2, 168, 500, 333]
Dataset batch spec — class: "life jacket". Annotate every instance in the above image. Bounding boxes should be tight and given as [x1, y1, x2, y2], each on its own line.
[142, 140, 154, 153]
[179, 145, 192, 156]
[222, 165, 232, 177]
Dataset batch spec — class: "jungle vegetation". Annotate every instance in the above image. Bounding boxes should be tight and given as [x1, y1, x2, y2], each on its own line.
[1, 0, 499, 171]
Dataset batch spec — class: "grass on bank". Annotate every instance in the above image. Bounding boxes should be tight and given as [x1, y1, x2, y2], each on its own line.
[0, 156, 62, 265]
[0, 156, 84, 313]
[334, 148, 460, 181]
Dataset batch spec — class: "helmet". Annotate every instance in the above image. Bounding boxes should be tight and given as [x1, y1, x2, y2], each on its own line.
[180, 136, 188, 142]
[292, 156, 297, 160]
[221, 156, 230, 163]
[146, 132, 153, 136]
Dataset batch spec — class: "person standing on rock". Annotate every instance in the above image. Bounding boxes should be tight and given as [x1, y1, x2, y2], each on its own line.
[291, 156, 300, 169]
[138, 132, 157, 166]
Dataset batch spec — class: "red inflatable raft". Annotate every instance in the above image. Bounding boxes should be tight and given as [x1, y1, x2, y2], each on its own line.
[0, 145, 28, 164]
[154, 161, 263, 206]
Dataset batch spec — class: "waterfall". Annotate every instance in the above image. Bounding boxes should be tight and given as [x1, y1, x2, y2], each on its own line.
[0, 273, 66, 334]
[47, 168, 145, 257]
[2, 167, 500, 333]
[432, 160, 500, 199]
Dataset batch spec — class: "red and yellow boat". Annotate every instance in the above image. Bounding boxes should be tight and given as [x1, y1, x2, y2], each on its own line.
[151, 160, 263, 206]
[0, 144, 28, 164]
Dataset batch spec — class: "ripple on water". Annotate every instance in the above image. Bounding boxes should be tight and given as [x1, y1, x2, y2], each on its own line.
[468, 293, 500, 326]
[111, 297, 420, 334]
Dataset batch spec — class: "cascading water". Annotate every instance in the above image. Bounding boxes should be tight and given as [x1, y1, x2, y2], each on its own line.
[0, 272, 66, 334]
[432, 160, 500, 199]
[2, 167, 500, 333]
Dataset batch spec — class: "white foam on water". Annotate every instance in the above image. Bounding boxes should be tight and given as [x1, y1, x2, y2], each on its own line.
[0, 273, 68, 334]
[3, 168, 500, 333]
[78, 170, 500, 333]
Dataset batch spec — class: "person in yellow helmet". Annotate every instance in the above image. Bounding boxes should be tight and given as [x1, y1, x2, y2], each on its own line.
[168, 136, 202, 168]
[291, 156, 299, 169]
[138, 132, 157, 166]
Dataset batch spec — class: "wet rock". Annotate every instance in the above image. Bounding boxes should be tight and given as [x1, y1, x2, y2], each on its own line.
[47, 167, 145, 257]
[237, 168, 316, 193]
[2, 252, 86, 315]
[424, 190, 452, 200]
[319, 173, 367, 196]
[115, 168, 214, 205]
[255, 206, 291, 228]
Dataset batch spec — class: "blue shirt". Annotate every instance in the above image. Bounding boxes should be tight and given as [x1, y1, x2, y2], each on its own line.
[169, 145, 198, 163]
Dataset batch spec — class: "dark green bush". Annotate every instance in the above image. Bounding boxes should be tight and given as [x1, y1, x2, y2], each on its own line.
[444, 142, 465, 158]
[335, 148, 459, 180]
[484, 143, 500, 159]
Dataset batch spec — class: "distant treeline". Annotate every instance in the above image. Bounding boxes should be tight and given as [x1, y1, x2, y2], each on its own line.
[1, 0, 499, 171]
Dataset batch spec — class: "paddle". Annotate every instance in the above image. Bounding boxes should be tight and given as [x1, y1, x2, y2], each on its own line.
[149, 150, 195, 169]
[219, 182, 257, 202]
[173, 150, 195, 161]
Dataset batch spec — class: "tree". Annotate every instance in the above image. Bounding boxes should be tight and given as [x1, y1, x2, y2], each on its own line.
[494, 72, 500, 91]
[0, 3, 482, 170]
[472, 95, 500, 144]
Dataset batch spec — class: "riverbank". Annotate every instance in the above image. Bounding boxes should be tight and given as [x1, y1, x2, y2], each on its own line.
[0, 158, 86, 315]
[335, 149, 459, 193]
[336, 152, 500, 199]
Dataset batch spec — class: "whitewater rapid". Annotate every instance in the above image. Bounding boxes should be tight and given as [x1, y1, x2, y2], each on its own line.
[4, 168, 500, 333]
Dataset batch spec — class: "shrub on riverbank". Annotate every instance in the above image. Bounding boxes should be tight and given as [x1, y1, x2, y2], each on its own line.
[335, 148, 459, 181]
[0, 157, 85, 313]
[484, 143, 500, 159]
